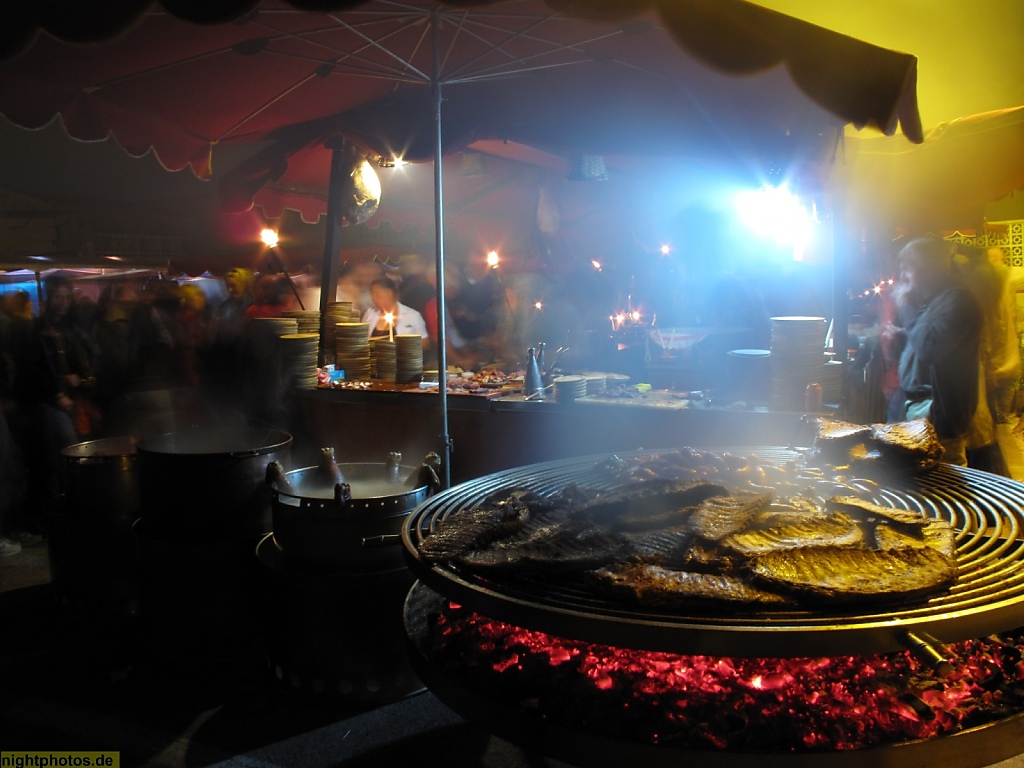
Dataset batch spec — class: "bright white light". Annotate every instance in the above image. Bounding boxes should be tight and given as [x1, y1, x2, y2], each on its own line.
[261, 228, 279, 248]
[630, 311, 640, 323]
[591, 260, 602, 271]
[733, 184, 812, 259]
[534, 301, 543, 310]
[486, 250, 499, 268]
[659, 244, 671, 255]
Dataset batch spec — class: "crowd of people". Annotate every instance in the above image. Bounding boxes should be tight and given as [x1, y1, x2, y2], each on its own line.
[0, 268, 305, 554]
[880, 236, 1021, 471]
[1, 236, 1018, 553]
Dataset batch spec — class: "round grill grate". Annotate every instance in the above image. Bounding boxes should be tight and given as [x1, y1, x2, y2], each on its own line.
[402, 448, 1024, 657]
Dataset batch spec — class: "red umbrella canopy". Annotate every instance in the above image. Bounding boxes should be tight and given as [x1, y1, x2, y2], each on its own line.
[0, 0, 923, 183]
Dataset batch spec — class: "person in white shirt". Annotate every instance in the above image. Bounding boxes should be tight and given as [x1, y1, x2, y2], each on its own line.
[361, 277, 429, 349]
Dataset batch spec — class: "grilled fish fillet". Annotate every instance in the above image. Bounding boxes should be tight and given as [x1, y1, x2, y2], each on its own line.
[826, 496, 929, 535]
[874, 519, 956, 558]
[418, 488, 535, 562]
[456, 516, 629, 573]
[572, 479, 728, 531]
[721, 512, 864, 556]
[748, 545, 957, 604]
[593, 563, 795, 608]
[687, 491, 772, 541]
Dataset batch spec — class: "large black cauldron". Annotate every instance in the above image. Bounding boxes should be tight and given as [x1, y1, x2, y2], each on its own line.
[136, 427, 292, 539]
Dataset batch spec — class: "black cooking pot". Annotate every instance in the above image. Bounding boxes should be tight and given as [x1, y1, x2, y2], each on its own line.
[60, 435, 140, 517]
[137, 427, 292, 540]
[268, 451, 439, 574]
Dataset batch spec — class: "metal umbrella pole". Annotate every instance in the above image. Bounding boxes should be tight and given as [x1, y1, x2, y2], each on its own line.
[431, 11, 452, 490]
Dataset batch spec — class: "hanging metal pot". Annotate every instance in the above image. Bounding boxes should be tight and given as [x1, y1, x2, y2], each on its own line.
[267, 449, 440, 574]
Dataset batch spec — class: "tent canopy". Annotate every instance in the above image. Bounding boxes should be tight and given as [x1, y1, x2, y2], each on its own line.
[0, 0, 923, 182]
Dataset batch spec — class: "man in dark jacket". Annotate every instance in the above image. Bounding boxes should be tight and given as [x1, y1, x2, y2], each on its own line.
[884, 235, 982, 465]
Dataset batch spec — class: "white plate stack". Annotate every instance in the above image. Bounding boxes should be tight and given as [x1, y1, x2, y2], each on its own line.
[820, 359, 844, 405]
[394, 335, 424, 383]
[769, 316, 828, 410]
[334, 322, 371, 380]
[369, 338, 397, 381]
[281, 333, 320, 388]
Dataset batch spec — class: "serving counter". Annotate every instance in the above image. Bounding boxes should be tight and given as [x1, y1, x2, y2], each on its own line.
[287, 387, 807, 485]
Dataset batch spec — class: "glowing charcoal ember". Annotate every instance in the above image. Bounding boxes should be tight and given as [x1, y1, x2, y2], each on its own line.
[423, 600, 1024, 752]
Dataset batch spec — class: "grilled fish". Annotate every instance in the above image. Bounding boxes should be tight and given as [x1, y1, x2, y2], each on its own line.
[870, 419, 942, 471]
[721, 512, 864, 556]
[571, 478, 728, 531]
[748, 545, 957, 604]
[687, 491, 772, 541]
[458, 516, 629, 573]
[826, 496, 929, 537]
[592, 563, 795, 608]
[418, 488, 535, 562]
[874, 519, 956, 558]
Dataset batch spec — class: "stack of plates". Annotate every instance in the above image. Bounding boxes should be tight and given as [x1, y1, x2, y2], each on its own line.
[394, 335, 424, 383]
[282, 309, 321, 335]
[250, 317, 299, 339]
[819, 359, 844, 405]
[281, 333, 320, 388]
[581, 372, 607, 395]
[553, 375, 587, 402]
[726, 349, 771, 402]
[369, 338, 397, 381]
[324, 303, 359, 364]
[334, 322, 371, 380]
[769, 316, 827, 410]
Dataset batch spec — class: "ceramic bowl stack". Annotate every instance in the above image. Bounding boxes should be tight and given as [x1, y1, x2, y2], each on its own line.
[394, 335, 424, 383]
[324, 302, 359, 364]
[369, 338, 397, 381]
[553, 375, 587, 402]
[281, 333, 321, 388]
[581, 372, 607, 396]
[282, 309, 321, 335]
[769, 316, 828, 410]
[334, 322, 371, 380]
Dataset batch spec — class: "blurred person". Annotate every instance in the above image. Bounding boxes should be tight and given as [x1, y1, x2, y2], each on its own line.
[3, 289, 34, 322]
[956, 244, 1020, 474]
[200, 268, 254, 427]
[97, 278, 178, 437]
[882, 235, 982, 466]
[245, 272, 298, 319]
[423, 269, 484, 371]
[0, 297, 28, 552]
[209, 267, 253, 345]
[450, 251, 504, 346]
[91, 282, 140, 428]
[361, 277, 429, 348]
[492, 272, 583, 370]
[16, 274, 98, 531]
[337, 260, 383, 316]
[398, 253, 435, 317]
[173, 283, 210, 388]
